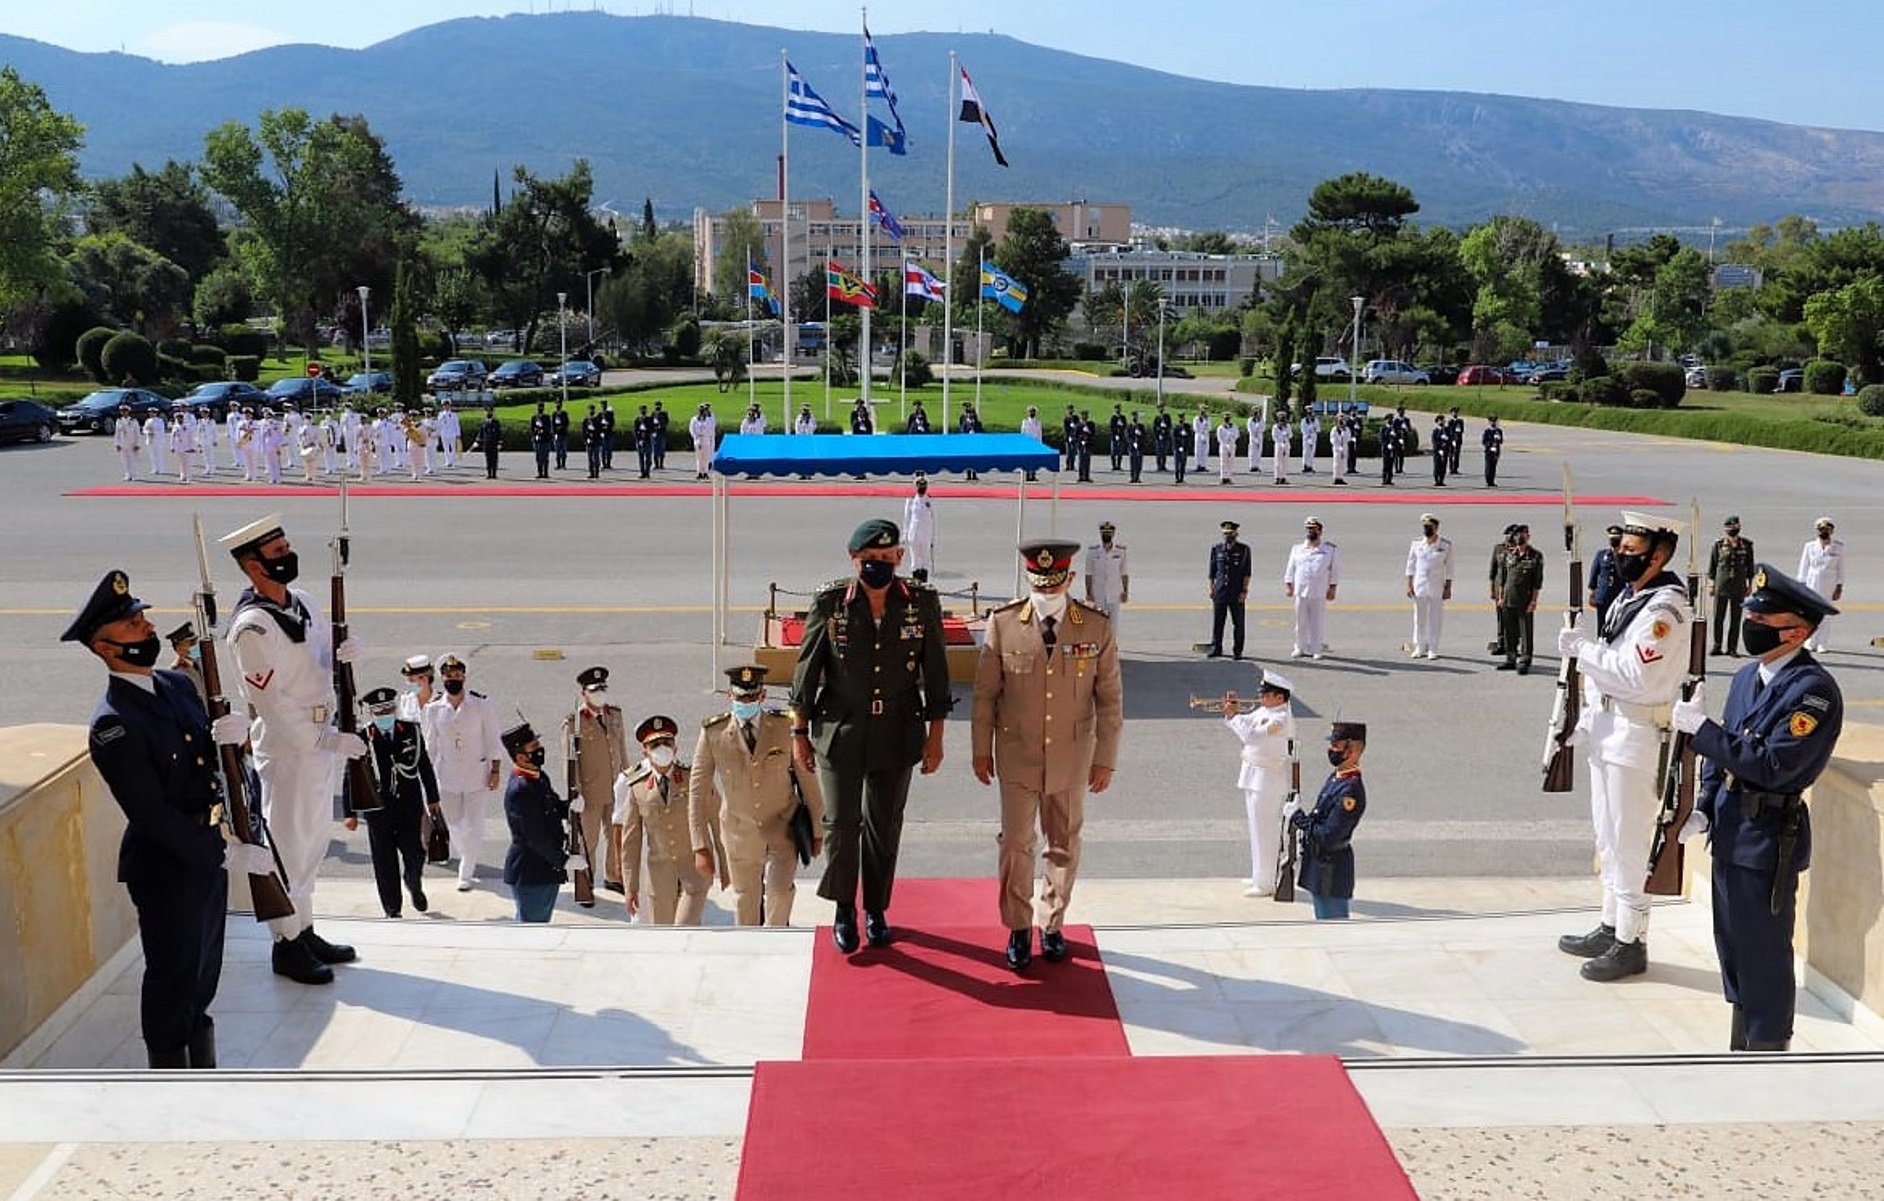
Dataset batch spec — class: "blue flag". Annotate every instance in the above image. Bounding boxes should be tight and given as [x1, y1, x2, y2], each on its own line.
[869, 190, 905, 241]
[981, 263, 1029, 313]
[867, 116, 907, 156]
[785, 62, 861, 147]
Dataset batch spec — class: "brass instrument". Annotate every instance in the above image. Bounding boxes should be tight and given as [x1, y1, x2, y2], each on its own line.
[404, 416, 429, 447]
[1190, 693, 1260, 713]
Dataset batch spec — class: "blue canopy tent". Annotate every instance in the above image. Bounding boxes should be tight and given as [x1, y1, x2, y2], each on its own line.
[706, 433, 1062, 673]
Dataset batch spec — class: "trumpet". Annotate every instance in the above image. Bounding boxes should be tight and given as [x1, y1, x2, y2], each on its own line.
[1190, 693, 1260, 713]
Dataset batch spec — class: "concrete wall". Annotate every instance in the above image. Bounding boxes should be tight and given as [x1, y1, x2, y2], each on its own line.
[0, 724, 136, 1062]
[1799, 723, 1884, 1017]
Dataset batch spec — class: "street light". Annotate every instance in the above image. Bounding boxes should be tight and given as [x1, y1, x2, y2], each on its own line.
[584, 268, 608, 348]
[357, 285, 371, 376]
[1348, 296, 1364, 408]
[1156, 299, 1169, 408]
[557, 292, 569, 408]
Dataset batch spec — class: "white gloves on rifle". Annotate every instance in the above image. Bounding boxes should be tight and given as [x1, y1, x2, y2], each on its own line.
[567, 854, 589, 873]
[1556, 624, 1587, 659]
[225, 842, 276, 877]
[210, 713, 251, 746]
[1282, 798, 1303, 820]
[1678, 810, 1709, 845]
[317, 729, 368, 759]
[1671, 687, 1708, 735]
[568, 794, 585, 814]
[333, 638, 361, 665]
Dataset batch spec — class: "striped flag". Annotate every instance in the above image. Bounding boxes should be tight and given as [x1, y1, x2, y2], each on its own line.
[747, 268, 780, 316]
[957, 64, 1009, 167]
[904, 260, 946, 303]
[826, 261, 877, 309]
[786, 62, 861, 147]
[981, 263, 1028, 312]
[868, 190, 905, 242]
[863, 23, 904, 135]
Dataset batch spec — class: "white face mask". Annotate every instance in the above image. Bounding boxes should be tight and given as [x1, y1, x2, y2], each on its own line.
[1030, 589, 1069, 622]
[648, 745, 677, 768]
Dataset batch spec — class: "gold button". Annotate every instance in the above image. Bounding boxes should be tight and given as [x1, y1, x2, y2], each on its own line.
[1044, 737, 1053, 745]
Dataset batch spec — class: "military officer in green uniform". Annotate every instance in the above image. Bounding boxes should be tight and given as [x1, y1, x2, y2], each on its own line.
[1495, 523, 1546, 673]
[1708, 515, 1756, 657]
[1488, 524, 1517, 656]
[791, 518, 954, 954]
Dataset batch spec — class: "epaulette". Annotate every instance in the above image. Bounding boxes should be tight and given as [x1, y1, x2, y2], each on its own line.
[906, 577, 938, 594]
[816, 576, 851, 595]
[991, 596, 1028, 614]
[703, 712, 733, 728]
[1067, 597, 1106, 620]
[622, 762, 654, 787]
[470, 689, 487, 699]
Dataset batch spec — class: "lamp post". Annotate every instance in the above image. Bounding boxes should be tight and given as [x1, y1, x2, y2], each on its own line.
[1156, 299, 1168, 408]
[584, 268, 607, 349]
[357, 285, 371, 377]
[1348, 295, 1364, 408]
[557, 292, 569, 409]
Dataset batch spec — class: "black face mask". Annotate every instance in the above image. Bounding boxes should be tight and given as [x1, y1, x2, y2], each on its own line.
[442, 678, 465, 696]
[525, 747, 547, 769]
[1422, 525, 1438, 537]
[1740, 619, 1789, 657]
[1327, 747, 1347, 767]
[1609, 537, 1623, 549]
[1223, 534, 1237, 545]
[858, 560, 895, 589]
[262, 551, 299, 586]
[107, 634, 162, 668]
[1614, 551, 1652, 583]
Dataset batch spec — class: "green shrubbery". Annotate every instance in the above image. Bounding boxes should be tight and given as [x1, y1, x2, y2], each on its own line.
[227, 355, 261, 382]
[1746, 366, 1779, 395]
[1613, 361, 1686, 408]
[1804, 359, 1846, 395]
[216, 325, 270, 361]
[1857, 385, 1884, 417]
[1704, 366, 1741, 392]
[1070, 342, 1109, 361]
[900, 351, 934, 390]
[100, 331, 157, 385]
[76, 327, 116, 383]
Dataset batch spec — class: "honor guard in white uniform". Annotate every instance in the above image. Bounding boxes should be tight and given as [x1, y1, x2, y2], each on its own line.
[1796, 517, 1844, 652]
[257, 412, 283, 484]
[689, 404, 717, 480]
[436, 400, 461, 468]
[1083, 522, 1129, 626]
[1191, 410, 1211, 465]
[1270, 414, 1292, 484]
[1284, 516, 1340, 658]
[689, 665, 825, 926]
[420, 654, 505, 892]
[1244, 408, 1266, 473]
[1299, 410, 1320, 474]
[1556, 510, 1692, 981]
[1329, 417, 1350, 486]
[319, 414, 341, 475]
[222, 407, 242, 472]
[794, 405, 818, 435]
[112, 406, 143, 481]
[739, 405, 766, 435]
[143, 410, 169, 477]
[1405, 513, 1456, 658]
[1214, 417, 1239, 483]
[169, 412, 195, 483]
[903, 475, 938, 583]
[1223, 670, 1296, 896]
[221, 514, 367, 985]
[340, 404, 361, 470]
[193, 407, 217, 475]
[617, 715, 716, 924]
[563, 665, 630, 894]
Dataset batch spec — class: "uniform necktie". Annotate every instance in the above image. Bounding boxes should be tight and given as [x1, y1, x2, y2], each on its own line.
[1041, 615, 1057, 649]
[658, 775, 670, 804]
[742, 721, 756, 753]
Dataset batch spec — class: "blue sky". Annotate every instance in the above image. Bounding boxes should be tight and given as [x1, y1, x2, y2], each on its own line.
[7, 0, 1879, 131]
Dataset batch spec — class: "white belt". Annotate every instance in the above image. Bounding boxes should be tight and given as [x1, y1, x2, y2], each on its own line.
[1598, 695, 1670, 726]
[1242, 755, 1289, 768]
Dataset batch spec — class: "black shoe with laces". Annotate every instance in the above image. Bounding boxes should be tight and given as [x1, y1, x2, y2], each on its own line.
[301, 927, 357, 965]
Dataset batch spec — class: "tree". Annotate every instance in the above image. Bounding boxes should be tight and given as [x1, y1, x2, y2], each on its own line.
[467, 160, 624, 355]
[1459, 216, 1557, 363]
[389, 258, 423, 404]
[1804, 274, 1884, 385]
[1618, 247, 1713, 358]
[640, 198, 658, 242]
[193, 265, 254, 329]
[712, 208, 767, 299]
[88, 161, 226, 287]
[599, 228, 693, 356]
[67, 233, 191, 336]
[1169, 230, 1243, 255]
[1296, 173, 1419, 239]
[704, 328, 749, 390]
[991, 208, 1082, 358]
[0, 67, 85, 311]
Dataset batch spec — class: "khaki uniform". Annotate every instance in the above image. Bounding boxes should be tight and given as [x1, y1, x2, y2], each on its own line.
[971, 598, 1124, 932]
[563, 703, 629, 890]
[689, 710, 826, 926]
[614, 762, 718, 924]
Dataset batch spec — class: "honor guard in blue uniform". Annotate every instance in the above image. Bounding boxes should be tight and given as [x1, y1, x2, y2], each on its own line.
[1673, 565, 1843, 1051]
[1481, 414, 1504, 487]
[1445, 407, 1465, 474]
[1207, 520, 1254, 659]
[1152, 406, 1173, 472]
[1588, 524, 1626, 631]
[1289, 720, 1368, 919]
[67, 571, 267, 1068]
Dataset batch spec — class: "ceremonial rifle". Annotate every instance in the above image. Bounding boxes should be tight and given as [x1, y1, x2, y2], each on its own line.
[1274, 741, 1299, 905]
[1542, 463, 1583, 792]
[1646, 499, 1706, 895]
[330, 482, 382, 815]
[192, 513, 294, 921]
[564, 711, 597, 907]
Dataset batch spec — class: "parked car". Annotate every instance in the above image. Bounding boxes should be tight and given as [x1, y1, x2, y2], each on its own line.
[1362, 359, 1430, 385]
[0, 398, 59, 446]
[1419, 364, 1461, 386]
[1289, 356, 1352, 381]
[1457, 365, 1511, 386]
[1525, 365, 1568, 385]
[346, 371, 393, 395]
[489, 360, 545, 389]
[180, 381, 271, 418]
[1776, 368, 1804, 393]
[264, 376, 351, 408]
[56, 388, 172, 435]
[1684, 366, 1708, 389]
[547, 360, 602, 388]
[427, 359, 488, 392]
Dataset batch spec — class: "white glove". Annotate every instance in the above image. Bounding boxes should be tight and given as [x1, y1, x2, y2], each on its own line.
[333, 638, 361, 665]
[1671, 687, 1708, 736]
[1678, 809, 1709, 845]
[1282, 798, 1303, 819]
[210, 712, 251, 746]
[1556, 624, 1587, 659]
[568, 854, 590, 873]
[568, 794, 586, 814]
[317, 729, 368, 759]
[225, 842, 276, 876]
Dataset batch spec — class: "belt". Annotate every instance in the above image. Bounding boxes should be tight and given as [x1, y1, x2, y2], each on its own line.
[1597, 695, 1671, 725]
[1242, 755, 1288, 768]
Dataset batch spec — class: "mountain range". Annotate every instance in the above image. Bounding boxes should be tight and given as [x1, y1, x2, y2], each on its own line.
[9, 12, 1884, 237]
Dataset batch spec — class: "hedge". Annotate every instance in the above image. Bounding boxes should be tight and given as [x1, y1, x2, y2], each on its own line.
[1613, 361, 1686, 408]
[1858, 385, 1884, 418]
[1746, 366, 1779, 395]
[76, 327, 116, 383]
[228, 355, 261, 382]
[100, 331, 157, 386]
[1804, 359, 1846, 396]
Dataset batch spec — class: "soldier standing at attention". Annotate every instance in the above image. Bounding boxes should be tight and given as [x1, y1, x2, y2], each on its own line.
[67, 570, 264, 1067]
[1488, 524, 1516, 658]
[1078, 411, 1098, 482]
[1405, 513, 1455, 659]
[1215, 413, 1240, 484]
[1108, 403, 1127, 472]
[114, 403, 143, 481]
[1555, 511, 1690, 982]
[1329, 414, 1351, 486]
[1020, 405, 1043, 482]
[359, 686, 438, 919]
[1430, 414, 1451, 486]
[1589, 523, 1626, 632]
[529, 401, 552, 479]
[905, 401, 931, 434]
[689, 665, 825, 927]
[1191, 408, 1212, 467]
[1152, 404, 1173, 473]
[1060, 404, 1081, 469]
[1269, 409, 1293, 485]
[1207, 520, 1253, 659]
[1481, 414, 1504, 487]
[1445, 407, 1465, 475]
[957, 404, 983, 480]
[1223, 670, 1295, 897]
[973, 540, 1123, 971]
[794, 404, 818, 435]
[903, 475, 938, 583]
[500, 720, 569, 923]
[551, 399, 571, 471]
[1172, 420, 1190, 484]
[689, 403, 717, 481]
[738, 403, 765, 436]
[1244, 405, 1266, 475]
[599, 400, 616, 469]
[1126, 411, 1146, 483]
[1495, 523, 1545, 673]
[1284, 516, 1340, 659]
[650, 400, 670, 469]
[1378, 410, 1400, 487]
[1674, 565, 1842, 1052]
[1709, 515, 1756, 656]
[476, 407, 502, 480]
[1299, 407, 1321, 474]
[790, 519, 953, 954]
[1343, 408, 1363, 476]
[564, 666, 630, 895]
[851, 398, 875, 437]
[1085, 521, 1129, 627]
[616, 715, 716, 924]
[1289, 720, 1368, 920]
[582, 405, 604, 479]
[1390, 404, 1411, 474]
[1796, 517, 1844, 653]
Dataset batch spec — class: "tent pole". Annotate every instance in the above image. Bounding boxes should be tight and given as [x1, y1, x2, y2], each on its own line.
[1051, 468, 1061, 538]
[1013, 471, 1026, 598]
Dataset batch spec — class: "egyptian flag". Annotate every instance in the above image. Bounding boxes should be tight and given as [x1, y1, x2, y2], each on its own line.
[957, 64, 1009, 167]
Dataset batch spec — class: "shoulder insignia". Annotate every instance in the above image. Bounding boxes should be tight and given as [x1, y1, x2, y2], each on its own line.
[703, 712, 732, 728]
[1635, 643, 1664, 664]
[1341, 796, 1357, 811]
[816, 577, 850, 595]
[470, 689, 486, 699]
[1790, 711, 1820, 738]
[1802, 694, 1832, 712]
[92, 722, 127, 746]
[244, 669, 275, 691]
[1650, 619, 1671, 641]
[622, 763, 654, 786]
[992, 596, 1027, 614]
[231, 623, 266, 640]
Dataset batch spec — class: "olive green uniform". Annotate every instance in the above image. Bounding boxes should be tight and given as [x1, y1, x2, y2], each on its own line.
[1708, 535, 1756, 655]
[1497, 544, 1546, 669]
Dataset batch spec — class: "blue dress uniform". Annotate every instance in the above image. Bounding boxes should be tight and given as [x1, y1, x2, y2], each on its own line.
[500, 720, 569, 923]
[1207, 523, 1253, 659]
[1689, 566, 1843, 1050]
[1293, 722, 1368, 920]
[65, 572, 228, 1069]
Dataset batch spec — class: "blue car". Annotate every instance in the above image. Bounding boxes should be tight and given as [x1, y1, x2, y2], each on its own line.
[548, 360, 602, 388]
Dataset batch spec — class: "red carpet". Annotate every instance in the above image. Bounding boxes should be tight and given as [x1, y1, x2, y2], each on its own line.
[736, 1055, 1419, 1200]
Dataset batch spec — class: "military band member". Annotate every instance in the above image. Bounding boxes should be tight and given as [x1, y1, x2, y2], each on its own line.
[617, 715, 716, 924]
[1284, 516, 1340, 660]
[1495, 523, 1544, 673]
[68, 570, 263, 1068]
[1708, 515, 1756, 656]
[1289, 720, 1368, 920]
[903, 475, 938, 583]
[1405, 514, 1455, 659]
[1223, 670, 1295, 897]
[1673, 565, 1843, 1052]
[1796, 517, 1844, 653]
[360, 687, 437, 919]
[501, 720, 568, 923]
[220, 514, 366, 985]
[564, 666, 630, 893]
[1207, 520, 1252, 659]
[790, 518, 953, 954]
[421, 654, 505, 893]
[973, 540, 1123, 970]
[1588, 524, 1626, 632]
[1481, 414, 1504, 487]
[690, 665, 825, 927]
[1555, 511, 1691, 981]
[1084, 522, 1129, 626]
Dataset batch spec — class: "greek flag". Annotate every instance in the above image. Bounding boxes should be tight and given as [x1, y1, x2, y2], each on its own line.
[863, 24, 905, 135]
[786, 62, 861, 147]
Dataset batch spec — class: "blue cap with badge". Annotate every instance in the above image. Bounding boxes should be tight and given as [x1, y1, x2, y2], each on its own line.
[62, 570, 151, 643]
[1745, 563, 1838, 623]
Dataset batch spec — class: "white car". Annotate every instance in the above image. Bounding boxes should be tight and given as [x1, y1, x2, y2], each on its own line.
[1289, 356, 1352, 381]
[1363, 360, 1430, 385]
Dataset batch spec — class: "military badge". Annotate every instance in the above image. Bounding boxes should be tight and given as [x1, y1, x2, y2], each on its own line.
[1342, 796, 1358, 811]
[1790, 711, 1819, 737]
[1753, 567, 1767, 590]
[1650, 619, 1670, 640]
[110, 571, 129, 596]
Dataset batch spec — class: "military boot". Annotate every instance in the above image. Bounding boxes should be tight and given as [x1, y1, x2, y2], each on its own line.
[1558, 923, 1616, 958]
[272, 935, 335, 985]
[1580, 938, 1648, 982]
[301, 927, 357, 964]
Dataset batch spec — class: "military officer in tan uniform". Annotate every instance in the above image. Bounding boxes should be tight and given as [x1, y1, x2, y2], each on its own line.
[562, 665, 630, 895]
[689, 664, 825, 926]
[615, 715, 720, 924]
[973, 539, 1124, 971]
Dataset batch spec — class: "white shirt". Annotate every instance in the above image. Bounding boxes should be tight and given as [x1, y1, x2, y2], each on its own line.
[1406, 536, 1456, 596]
[1215, 423, 1239, 452]
[1798, 537, 1845, 596]
[114, 415, 143, 452]
[1284, 540, 1340, 594]
[1227, 703, 1295, 790]
[227, 586, 336, 761]
[1085, 541, 1128, 606]
[1021, 416, 1042, 441]
[794, 412, 817, 434]
[1576, 580, 1693, 766]
[421, 691, 505, 793]
[690, 414, 717, 451]
[904, 494, 937, 546]
[739, 414, 766, 435]
[1271, 421, 1291, 451]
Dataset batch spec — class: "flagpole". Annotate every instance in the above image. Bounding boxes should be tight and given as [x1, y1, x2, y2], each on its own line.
[942, 51, 957, 436]
[899, 257, 908, 424]
[975, 244, 985, 412]
[824, 268, 832, 420]
[780, 51, 793, 426]
[745, 253, 756, 414]
[857, 7, 872, 412]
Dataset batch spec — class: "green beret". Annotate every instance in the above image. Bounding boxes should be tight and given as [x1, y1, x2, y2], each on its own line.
[849, 518, 901, 554]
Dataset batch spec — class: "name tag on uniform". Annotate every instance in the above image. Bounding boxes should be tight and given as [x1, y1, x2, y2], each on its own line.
[1002, 651, 1035, 674]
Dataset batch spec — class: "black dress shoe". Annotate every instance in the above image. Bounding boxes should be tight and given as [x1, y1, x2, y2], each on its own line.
[302, 928, 357, 965]
[1040, 929, 1068, 962]
[1517, 662, 1531, 675]
[832, 905, 860, 954]
[865, 910, 892, 947]
[1558, 922, 1616, 958]
[187, 1020, 217, 1070]
[604, 879, 626, 894]
[383, 908, 402, 919]
[1742, 1037, 1790, 1052]
[147, 1045, 190, 1069]
[411, 887, 428, 913]
[1005, 929, 1033, 972]
[1496, 661, 1516, 671]
[1730, 1005, 1748, 1052]
[1581, 938, 1648, 982]
[272, 936, 335, 985]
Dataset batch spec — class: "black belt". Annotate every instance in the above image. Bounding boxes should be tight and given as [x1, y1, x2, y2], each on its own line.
[1735, 787, 1803, 821]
